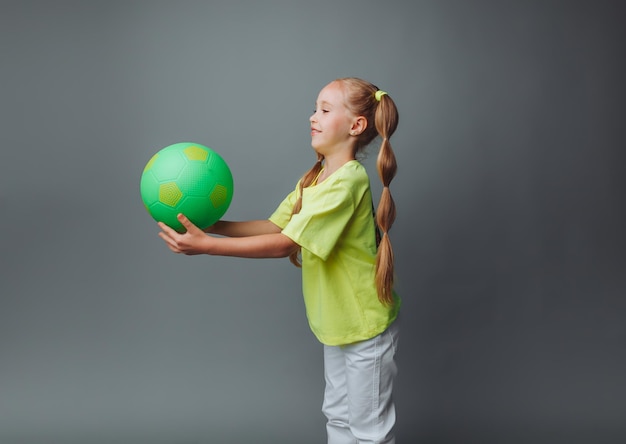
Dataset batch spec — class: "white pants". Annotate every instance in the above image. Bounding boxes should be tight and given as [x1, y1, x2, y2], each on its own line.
[322, 320, 400, 444]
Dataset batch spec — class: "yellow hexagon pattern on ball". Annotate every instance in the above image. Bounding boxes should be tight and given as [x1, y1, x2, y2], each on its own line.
[159, 182, 183, 207]
[183, 145, 209, 162]
[210, 184, 228, 208]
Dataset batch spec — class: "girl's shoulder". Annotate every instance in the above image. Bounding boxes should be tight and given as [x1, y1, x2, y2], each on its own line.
[336, 160, 367, 178]
[332, 160, 369, 186]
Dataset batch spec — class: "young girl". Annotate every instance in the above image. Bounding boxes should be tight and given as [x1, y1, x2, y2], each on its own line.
[158, 77, 401, 444]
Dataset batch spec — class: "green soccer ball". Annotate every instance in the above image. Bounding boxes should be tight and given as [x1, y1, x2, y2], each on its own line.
[140, 142, 234, 232]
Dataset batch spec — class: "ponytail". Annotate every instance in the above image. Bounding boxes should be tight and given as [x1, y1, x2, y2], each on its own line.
[374, 93, 399, 305]
[288, 153, 324, 267]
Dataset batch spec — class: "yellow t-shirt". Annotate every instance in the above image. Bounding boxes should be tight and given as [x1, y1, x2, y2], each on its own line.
[269, 160, 400, 346]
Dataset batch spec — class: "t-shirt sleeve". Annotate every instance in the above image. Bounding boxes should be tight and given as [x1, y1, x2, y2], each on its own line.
[268, 187, 298, 229]
[280, 180, 356, 261]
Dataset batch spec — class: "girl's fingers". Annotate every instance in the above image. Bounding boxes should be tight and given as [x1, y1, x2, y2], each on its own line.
[157, 221, 177, 237]
[177, 213, 200, 233]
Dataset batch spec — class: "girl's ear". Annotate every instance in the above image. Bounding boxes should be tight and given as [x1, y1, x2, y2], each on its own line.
[350, 116, 367, 136]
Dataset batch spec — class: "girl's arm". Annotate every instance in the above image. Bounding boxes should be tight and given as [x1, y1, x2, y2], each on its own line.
[158, 214, 299, 258]
[205, 219, 281, 237]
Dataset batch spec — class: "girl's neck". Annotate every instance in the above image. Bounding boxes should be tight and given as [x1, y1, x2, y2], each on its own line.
[318, 153, 355, 183]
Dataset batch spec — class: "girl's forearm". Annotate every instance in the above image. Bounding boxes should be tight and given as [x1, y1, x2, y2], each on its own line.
[207, 232, 299, 258]
[207, 220, 282, 237]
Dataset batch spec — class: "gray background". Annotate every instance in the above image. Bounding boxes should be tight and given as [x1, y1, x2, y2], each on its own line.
[1, 1, 625, 443]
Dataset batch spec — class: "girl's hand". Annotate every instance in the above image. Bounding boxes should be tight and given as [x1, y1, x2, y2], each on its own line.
[157, 214, 211, 255]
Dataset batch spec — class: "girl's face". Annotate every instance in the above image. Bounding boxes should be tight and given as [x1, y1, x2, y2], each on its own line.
[309, 82, 358, 155]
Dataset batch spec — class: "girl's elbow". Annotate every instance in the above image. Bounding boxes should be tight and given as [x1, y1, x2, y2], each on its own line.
[278, 235, 300, 258]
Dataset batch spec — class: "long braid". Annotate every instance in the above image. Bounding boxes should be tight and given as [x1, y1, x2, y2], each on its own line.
[374, 93, 399, 305]
[288, 153, 324, 267]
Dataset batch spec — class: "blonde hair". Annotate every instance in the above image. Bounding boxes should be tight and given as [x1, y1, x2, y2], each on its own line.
[289, 77, 399, 305]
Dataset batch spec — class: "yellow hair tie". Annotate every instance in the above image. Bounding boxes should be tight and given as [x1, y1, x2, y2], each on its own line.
[375, 90, 388, 101]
